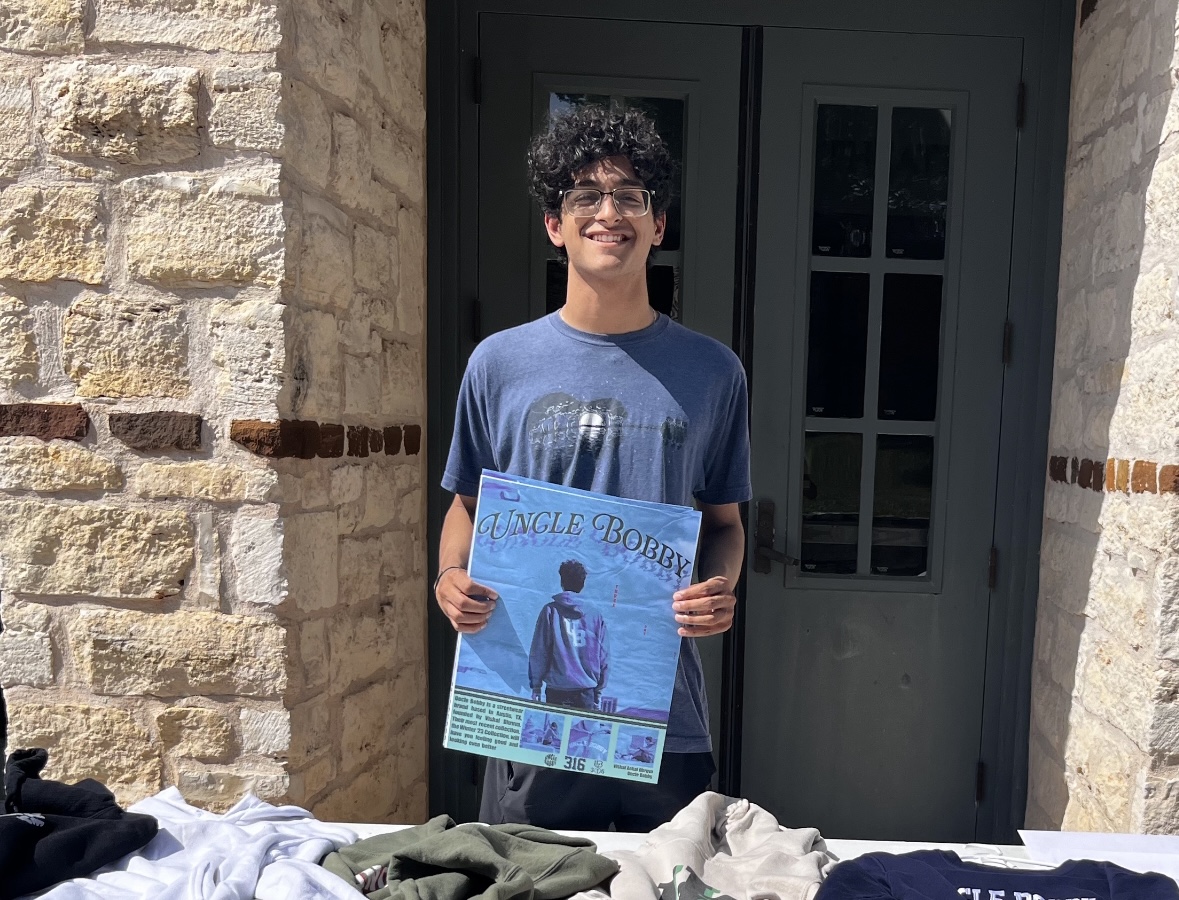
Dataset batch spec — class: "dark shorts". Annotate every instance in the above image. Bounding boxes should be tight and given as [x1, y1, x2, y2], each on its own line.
[544, 688, 597, 710]
[478, 751, 716, 832]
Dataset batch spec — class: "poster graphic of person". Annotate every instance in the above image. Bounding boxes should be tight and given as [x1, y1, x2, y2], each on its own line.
[615, 726, 660, 766]
[519, 711, 567, 752]
[528, 559, 609, 710]
[568, 720, 612, 760]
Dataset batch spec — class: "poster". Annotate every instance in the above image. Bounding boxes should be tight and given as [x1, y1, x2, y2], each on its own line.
[443, 470, 702, 782]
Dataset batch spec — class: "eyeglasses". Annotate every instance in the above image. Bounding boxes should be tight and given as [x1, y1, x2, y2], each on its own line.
[559, 188, 654, 218]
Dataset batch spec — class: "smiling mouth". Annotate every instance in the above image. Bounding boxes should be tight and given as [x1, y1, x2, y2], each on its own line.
[587, 233, 630, 243]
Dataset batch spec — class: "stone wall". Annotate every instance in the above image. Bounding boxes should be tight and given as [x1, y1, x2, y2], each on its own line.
[1028, 0, 1179, 831]
[0, 0, 428, 821]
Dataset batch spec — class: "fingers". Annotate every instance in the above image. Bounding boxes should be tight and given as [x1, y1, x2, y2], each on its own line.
[673, 576, 735, 637]
[435, 567, 498, 633]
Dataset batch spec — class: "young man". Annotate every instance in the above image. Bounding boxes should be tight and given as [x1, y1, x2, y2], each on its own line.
[528, 559, 610, 711]
[436, 104, 750, 831]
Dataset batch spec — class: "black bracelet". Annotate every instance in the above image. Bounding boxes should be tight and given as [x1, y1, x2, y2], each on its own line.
[433, 565, 465, 593]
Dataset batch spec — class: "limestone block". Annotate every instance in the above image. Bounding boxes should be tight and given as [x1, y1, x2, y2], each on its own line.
[157, 707, 236, 762]
[228, 513, 287, 606]
[289, 695, 331, 764]
[1142, 767, 1179, 833]
[382, 340, 423, 418]
[284, 511, 338, 611]
[331, 465, 364, 505]
[287, 308, 340, 420]
[344, 353, 381, 416]
[1110, 340, 1179, 459]
[339, 537, 381, 602]
[210, 300, 284, 420]
[1032, 602, 1082, 695]
[394, 462, 421, 526]
[358, 464, 397, 531]
[1075, 624, 1155, 747]
[39, 62, 200, 164]
[7, 702, 161, 805]
[0, 598, 53, 686]
[1131, 264, 1176, 339]
[298, 203, 352, 312]
[134, 461, 275, 503]
[1085, 559, 1154, 657]
[1070, 22, 1125, 143]
[352, 290, 398, 341]
[392, 713, 427, 790]
[0, 71, 34, 177]
[298, 618, 328, 690]
[1158, 555, 1179, 660]
[1150, 703, 1179, 761]
[382, 529, 420, 582]
[62, 293, 188, 398]
[240, 706, 291, 756]
[174, 759, 288, 811]
[124, 166, 283, 287]
[341, 680, 393, 768]
[387, 580, 426, 669]
[380, 11, 426, 135]
[0, 294, 37, 387]
[313, 763, 395, 822]
[1037, 522, 1097, 617]
[92, 0, 281, 52]
[0, 502, 191, 598]
[297, 469, 331, 510]
[1026, 733, 1070, 828]
[354, 223, 397, 293]
[0, 0, 84, 52]
[371, 119, 423, 207]
[68, 607, 287, 698]
[288, 755, 334, 804]
[283, 79, 331, 191]
[1098, 490, 1179, 559]
[1061, 703, 1144, 831]
[0, 184, 104, 284]
[397, 206, 424, 335]
[329, 113, 372, 212]
[391, 781, 428, 825]
[209, 69, 283, 152]
[328, 602, 395, 692]
[0, 442, 121, 492]
[291, 0, 360, 103]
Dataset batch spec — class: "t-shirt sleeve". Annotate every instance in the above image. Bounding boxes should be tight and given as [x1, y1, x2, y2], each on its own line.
[441, 354, 497, 497]
[696, 358, 752, 505]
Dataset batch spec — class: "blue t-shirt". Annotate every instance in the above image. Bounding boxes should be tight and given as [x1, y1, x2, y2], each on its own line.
[816, 850, 1179, 899]
[442, 311, 752, 752]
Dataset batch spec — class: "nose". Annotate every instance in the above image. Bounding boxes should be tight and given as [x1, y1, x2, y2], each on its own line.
[595, 193, 623, 223]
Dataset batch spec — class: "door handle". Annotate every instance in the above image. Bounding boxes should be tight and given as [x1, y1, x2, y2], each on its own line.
[753, 498, 798, 580]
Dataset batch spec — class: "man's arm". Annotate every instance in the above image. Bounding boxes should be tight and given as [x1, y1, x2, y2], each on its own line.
[673, 501, 745, 638]
[435, 493, 499, 633]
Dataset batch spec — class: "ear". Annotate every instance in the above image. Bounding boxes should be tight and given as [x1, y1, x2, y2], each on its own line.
[652, 210, 667, 246]
[544, 211, 566, 248]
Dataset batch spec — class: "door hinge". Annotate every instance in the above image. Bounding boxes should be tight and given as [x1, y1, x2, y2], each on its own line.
[976, 759, 986, 805]
[472, 55, 482, 105]
[1002, 320, 1014, 366]
[988, 546, 999, 591]
[471, 298, 483, 343]
[1016, 81, 1027, 130]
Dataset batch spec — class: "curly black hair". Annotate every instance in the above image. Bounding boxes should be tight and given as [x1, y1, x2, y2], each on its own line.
[558, 558, 588, 593]
[527, 103, 676, 220]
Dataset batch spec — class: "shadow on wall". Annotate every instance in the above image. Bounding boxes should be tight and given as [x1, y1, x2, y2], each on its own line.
[1027, 0, 1179, 831]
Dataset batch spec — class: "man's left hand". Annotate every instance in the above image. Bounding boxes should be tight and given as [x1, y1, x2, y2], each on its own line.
[673, 576, 736, 637]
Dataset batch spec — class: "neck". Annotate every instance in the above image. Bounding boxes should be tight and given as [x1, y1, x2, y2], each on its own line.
[559, 265, 653, 334]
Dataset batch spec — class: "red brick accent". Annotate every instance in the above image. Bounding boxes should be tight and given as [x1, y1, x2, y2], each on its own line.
[1116, 459, 1130, 493]
[383, 425, 402, 455]
[403, 424, 421, 456]
[231, 420, 319, 458]
[1161, 465, 1179, 494]
[0, 403, 89, 441]
[318, 424, 345, 458]
[109, 411, 201, 451]
[1132, 461, 1158, 494]
[1078, 458, 1095, 490]
[1105, 459, 1116, 492]
[346, 425, 370, 458]
[1048, 456, 1068, 483]
[230, 420, 420, 459]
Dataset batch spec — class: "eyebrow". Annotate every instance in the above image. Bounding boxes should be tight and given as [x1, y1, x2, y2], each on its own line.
[572, 176, 645, 188]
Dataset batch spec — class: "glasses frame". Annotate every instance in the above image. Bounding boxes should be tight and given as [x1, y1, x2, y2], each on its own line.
[558, 187, 655, 218]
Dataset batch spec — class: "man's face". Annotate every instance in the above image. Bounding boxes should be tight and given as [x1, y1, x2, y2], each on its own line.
[544, 155, 666, 281]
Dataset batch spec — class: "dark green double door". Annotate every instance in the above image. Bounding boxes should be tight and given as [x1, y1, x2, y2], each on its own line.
[477, 14, 1020, 840]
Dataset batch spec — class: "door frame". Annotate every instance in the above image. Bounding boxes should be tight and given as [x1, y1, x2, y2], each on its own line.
[426, 0, 1077, 841]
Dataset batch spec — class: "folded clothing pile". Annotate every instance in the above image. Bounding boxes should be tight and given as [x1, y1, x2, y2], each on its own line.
[1, 748, 159, 900]
[321, 816, 621, 900]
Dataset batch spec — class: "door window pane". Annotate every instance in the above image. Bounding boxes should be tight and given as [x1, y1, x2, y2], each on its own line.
[812, 104, 877, 258]
[886, 108, 952, 260]
[807, 272, 869, 418]
[871, 435, 934, 576]
[549, 93, 685, 251]
[802, 432, 862, 574]
[878, 274, 942, 421]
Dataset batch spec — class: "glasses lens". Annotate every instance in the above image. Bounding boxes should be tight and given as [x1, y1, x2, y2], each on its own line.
[564, 189, 602, 215]
[614, 189, 650, 217]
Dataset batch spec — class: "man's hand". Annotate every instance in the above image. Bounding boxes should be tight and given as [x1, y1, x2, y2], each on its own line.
[531, 689, 542, 702]
[435, 566, 499, 634]
[672, 575, 736, 637]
